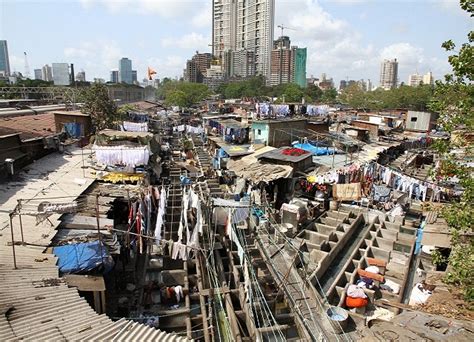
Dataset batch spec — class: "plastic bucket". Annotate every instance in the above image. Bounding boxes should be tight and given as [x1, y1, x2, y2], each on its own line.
[326, 306, 348, 334]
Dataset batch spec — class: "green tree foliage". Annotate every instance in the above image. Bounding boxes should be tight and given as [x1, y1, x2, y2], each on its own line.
[117, 103, 138, 120]
[217, 76, 267, 99]
[339, 83, 434, 111]
[156, 81, 210, 107]
[428, 0, 473, 301]
[304, 84, 323, 102]
[80, 82, 118, 132]
[321, 87, 338, 103]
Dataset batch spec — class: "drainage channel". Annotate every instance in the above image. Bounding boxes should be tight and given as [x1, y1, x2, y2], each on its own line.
[319, 219, 372, 294]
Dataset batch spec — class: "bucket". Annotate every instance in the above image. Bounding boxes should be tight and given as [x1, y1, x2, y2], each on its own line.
[326, 306, 348, 334]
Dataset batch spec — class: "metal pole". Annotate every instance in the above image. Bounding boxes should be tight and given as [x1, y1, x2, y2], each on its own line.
[17, 200, 24, 244]
[96, 194, 104, 264]
[19, 214, 24, 244]
[81, 144, 85, 178]
[9, 214, 17, 269]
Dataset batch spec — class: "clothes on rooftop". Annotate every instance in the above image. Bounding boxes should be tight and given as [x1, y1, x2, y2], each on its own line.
[93, 145, 151, 166]
[122, 121, 148, 132]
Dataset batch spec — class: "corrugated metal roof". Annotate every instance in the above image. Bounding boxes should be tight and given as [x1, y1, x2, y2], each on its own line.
[0, 148, 188, 341]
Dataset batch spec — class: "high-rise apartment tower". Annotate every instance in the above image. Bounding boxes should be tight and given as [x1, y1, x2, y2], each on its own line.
[212, 0, 275, 80]
[379, 58, 398, 90]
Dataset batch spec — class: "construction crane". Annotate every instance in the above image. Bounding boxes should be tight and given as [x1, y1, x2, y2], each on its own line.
[276, 25, 297, 86]
[277, 24, 296, 38]
[23, 52, 30, 79]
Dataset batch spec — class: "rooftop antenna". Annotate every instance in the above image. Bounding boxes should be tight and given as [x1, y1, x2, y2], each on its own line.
[23, 52, 30, 79]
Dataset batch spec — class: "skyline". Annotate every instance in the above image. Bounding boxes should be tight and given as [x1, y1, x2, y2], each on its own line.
[0, 0, 471, 85]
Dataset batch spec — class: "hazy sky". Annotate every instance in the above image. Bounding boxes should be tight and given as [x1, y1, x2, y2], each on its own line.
[1, 0, 472, 86]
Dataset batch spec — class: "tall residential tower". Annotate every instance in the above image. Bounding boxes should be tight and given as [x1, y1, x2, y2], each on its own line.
[212, 0, 275, 80]
[379, 58, 398, 90]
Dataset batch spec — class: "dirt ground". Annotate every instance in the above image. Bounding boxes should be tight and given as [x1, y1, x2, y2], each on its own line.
[417, 287, 474, 321]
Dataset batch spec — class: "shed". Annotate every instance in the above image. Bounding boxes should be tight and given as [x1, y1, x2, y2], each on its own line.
[251, 118, 307, 147]
[405, 111, 438, 132]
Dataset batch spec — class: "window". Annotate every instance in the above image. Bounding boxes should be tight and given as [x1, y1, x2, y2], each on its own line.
[410, 117, 417, 122]
[257, 129, 262, 135]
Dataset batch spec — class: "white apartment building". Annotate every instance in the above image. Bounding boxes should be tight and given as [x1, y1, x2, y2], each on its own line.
[408, 73, 423, 87]
[379, 59, 398, 90]
[42, 64, 53, 82]
[408, 71, 434, 86]
[212, 0, 274, 80]
[423, 71, 434, 85]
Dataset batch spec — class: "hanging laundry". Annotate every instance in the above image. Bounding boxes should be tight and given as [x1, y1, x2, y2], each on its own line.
[93, 145, 151, 166]
[122, 121, 148, 132]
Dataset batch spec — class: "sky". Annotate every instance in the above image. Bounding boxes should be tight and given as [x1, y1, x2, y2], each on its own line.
[0, 0, 472, 87]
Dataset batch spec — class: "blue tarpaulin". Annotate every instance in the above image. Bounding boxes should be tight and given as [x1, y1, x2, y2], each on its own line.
[292, 142, 337, 156]
[53, 241, 114, 274]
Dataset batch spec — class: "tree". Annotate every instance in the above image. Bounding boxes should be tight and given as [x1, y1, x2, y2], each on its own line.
[160, 81, 210, 107]
[304, 84, 323, 102]
[321, 87, 337, 103]
[80, 82, 118, 132]
[428, 0, 473, 301]
[281, 83, 304, 102]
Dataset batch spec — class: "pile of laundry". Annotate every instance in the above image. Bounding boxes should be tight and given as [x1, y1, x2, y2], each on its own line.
[345, 284, 368, 308]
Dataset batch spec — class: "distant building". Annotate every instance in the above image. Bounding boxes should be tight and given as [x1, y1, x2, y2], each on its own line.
[408, 71, 434, 87]
[52, 63, 70, 85]
[76, 71, 86, 82]
[107, 85, 145, 102]
[42, 64, 53, 82]
[34, 69, 42, 80]
[224, 49, 256, 78]
[269, 38, 293, 86]
[292, 47, 307, 88]
[0, 40, 11, 77]
[408, 73, 423, 87]
[317, 74, 334, 90]
[269, 36, 307, 87]
[132, 70, 137, 84]
[380, 59, 398, 90]
[203, 64, 225, 91]
[119, 58, 133, 84]
[423, 71, 434, 86]
[212, 0, 275, 80]
[110, 70, 119, 83]
[184, 52, 212, 83]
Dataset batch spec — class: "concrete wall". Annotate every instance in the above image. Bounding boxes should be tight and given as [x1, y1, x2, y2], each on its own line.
[269, 120, 307, 147]
[54, 113, 92, 137]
